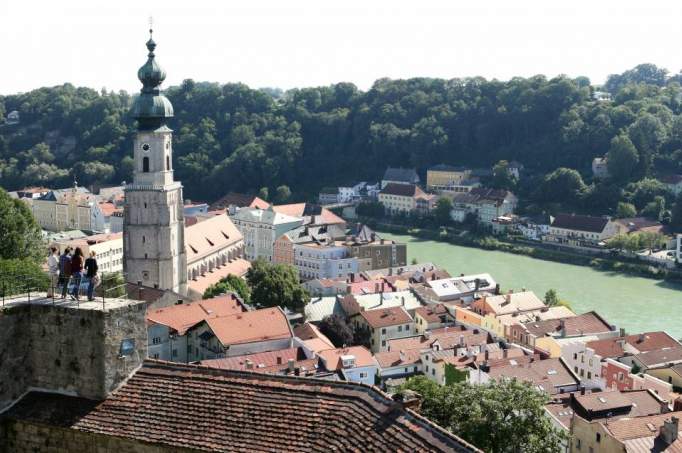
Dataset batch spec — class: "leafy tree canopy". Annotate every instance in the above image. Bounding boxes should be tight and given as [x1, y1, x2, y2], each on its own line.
[246, 259, 308, 313]
[203, 273, 251, 304]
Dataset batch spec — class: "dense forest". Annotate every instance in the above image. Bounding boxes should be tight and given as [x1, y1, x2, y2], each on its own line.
[1, 63, 682, 221]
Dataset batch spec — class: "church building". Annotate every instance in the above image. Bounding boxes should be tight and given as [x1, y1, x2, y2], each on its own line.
[123, 31, 188, 294]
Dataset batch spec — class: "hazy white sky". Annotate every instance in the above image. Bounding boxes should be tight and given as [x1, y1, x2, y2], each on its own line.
[2, 0, 682, 94]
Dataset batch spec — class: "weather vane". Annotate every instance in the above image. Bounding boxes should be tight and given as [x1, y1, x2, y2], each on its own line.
[149, 16, 154, 37]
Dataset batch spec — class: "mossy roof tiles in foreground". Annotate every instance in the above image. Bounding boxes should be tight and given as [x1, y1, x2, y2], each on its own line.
[3, 360, 480, 452]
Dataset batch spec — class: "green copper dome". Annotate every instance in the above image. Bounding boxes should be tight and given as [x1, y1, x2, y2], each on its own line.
[131, 31, 174, 130]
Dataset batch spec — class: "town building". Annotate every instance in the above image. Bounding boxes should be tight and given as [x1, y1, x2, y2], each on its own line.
[123, 35, 187, 294]
[426, 164, 471, 191]
[341, 290, 423, 319]
[232, 206, 303, 262]
[51, 232, 124, 274]
[272, 202, 347, 233]
[426, 273, 497, 302]
[341, 227, 407, 270]
[381, 167, 420, 188]
[570, 411, 681, 453]
[414, 304, 456, 334]
[273, 224, 330, 266]
[294, 241, 359, 280]
[422, 345, 524, 386]
[355, 306, 416, 352]
[483, 306, 575, 341]
[184, 214, 247, 297]
[470, 290, 546, 317]
[378, 183, 430, 215]
[375, 348, 423, 382]
[474, 357, 580, 395]
[210, 192, 269, 214]
[448, 188, 518, 225]
[146, 294, 246, 362]
[186, 306, 294, 361]
[31, 185, 108, 232]
[509, 311, 617, 352]
[547, 213, 621, 246]
[316, 346, 379, 385]
[592, 156, 609, 179]
[198, 347, 326, 378]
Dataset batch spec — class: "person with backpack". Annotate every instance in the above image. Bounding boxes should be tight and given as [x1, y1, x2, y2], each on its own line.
[59, 247, 72, 299]
[47, 247, 59, 297]
[70, 247, 84, 301]
[84, 251, 99, 301]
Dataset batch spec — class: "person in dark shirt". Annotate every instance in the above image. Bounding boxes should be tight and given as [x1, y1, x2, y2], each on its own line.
[84, 251, 99, 301]
[58, 247, 72, 299]
[70, 247, 84, 301]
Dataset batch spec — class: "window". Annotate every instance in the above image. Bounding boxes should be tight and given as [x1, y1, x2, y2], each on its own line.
[431, 369, 435, 376]
[152, 337, 161, 345]
[166, 155, 170, 171]
[172, 349, 178, 357]
[381, 340, 386, 347]
[587, 371, 592, 379]
[405, 324, 410, 331]
[381, 328, 386, 335]
[573, 353, 578, 360]
[142, 156, 150, 173]
[359, 372, 367, 378]
[575, 438, 581, 450]
[398, 325, 402, 332]
[596, 433, 601, 443]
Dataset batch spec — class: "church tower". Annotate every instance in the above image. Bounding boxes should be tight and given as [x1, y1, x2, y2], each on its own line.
[123, 29, 187, 294]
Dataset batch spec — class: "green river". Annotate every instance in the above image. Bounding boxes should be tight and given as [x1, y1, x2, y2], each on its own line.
[381, 232, 682, 339]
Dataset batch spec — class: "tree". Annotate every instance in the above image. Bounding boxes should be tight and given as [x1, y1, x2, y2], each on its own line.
[544, 289, 559, 306]
[641, 195, 665, 221]
[0, 188, 44, 262]
[606, 135, 639, 182]
[616, 202, 637, 218]
[492, 160, 517, 190]
[433, 197, 453, 225]
[246, 259, 309, 313]
[540, 168, 586, 206]
[400, 377, 566, 453]
[275, 185, 292, 203]
[258, 187, 269, 201]
[203, 274, 251, 304]
[318, 314, 354, 347]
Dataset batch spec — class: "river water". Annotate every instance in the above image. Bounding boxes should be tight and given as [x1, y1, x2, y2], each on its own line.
[381, 232, 682, 339]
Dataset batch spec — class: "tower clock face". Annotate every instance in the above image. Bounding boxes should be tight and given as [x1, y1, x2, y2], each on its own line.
[141, 143, 151, 152]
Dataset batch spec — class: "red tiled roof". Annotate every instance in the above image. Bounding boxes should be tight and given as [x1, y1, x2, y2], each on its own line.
[523, 311, 613, 338]
[272, 203, 345, 226]
[487, 358, 579, 395]
[317, 346, 377, 370]
[293, 322, 335, 348]
[551, 213, 609, 233]
[414, 304, 453, 323]
[3, 362, 480, 452]
[387, 327, 484, 352]
[360, 306, 413, 328]
[187, 258, 252, 295]
[205, 307, 292, 347]
[587, 331, 682, 359]
[97, 201, 119, 217]
[603, 410, 682, 441]
[375, 349, 423, 368]
[199, 347, 303, 371]
[146, 295, 245, 335]
[635, 346, 682, 368]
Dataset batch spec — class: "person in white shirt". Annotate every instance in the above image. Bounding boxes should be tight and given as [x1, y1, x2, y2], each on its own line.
[46, 247, 59, 297]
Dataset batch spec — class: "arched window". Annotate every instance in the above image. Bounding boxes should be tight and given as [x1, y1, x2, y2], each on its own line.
[166, 155, 170, 171]
[143, 157, 150, 173]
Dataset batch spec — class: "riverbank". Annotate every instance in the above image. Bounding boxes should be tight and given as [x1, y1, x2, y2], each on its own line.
[380, 231, 682, 339]
[370, 222, 682, 284]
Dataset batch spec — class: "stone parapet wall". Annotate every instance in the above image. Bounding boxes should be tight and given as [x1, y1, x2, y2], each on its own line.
[0, 300, 147, 412]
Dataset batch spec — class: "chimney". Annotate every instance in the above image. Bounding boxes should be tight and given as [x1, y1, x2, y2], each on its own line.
[638, 333, 645, 343]
[495, 283, 500, 295]
[393, 390, 422, 413]
[502, 348, 508, 359]
[389, 267, 393, 276]
[399, 350, 405, 362]
[580, 387, 586, 396]
[559, 319, 566, 338]
[294, 367, 301, 376]
[245, 360, 254, 370]
[401, 296, 405, 306]
[381, 282, 385, 293]
[459, 335, 465, 347]
[504, 293, 511, 305]
[351, 273, 355, 283]
[375, 282, 380, 294]
[288, 358, 295, 372]
[475, 279, 481, 292]
[346, 285, 352, 295]
[431, 272, 436, 281]
[424, 331, 431, 340]
[674, 396, 682, 412]
[660, 417, 679, 445]
[619, 327, 626, 337]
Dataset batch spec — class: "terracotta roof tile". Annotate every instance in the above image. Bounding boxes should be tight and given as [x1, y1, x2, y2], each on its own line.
[187, 258, 252, 295]
[375, 349, 423, 368]
[5, 362, 479, 452]
[146, 295, 245, 335]
[414, 304, 453, 323]
[587, 331, 682, 359]
[317, 346, 377, 370]
[204, 307, 292, 347]
[360, 306, 413, 328]
[603, 411, 682, 441]
[523, 311, 613, 338]
[487, 358, 579, 395]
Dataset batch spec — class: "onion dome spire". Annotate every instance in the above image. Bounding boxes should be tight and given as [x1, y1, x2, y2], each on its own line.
[131, 26, 174, 130]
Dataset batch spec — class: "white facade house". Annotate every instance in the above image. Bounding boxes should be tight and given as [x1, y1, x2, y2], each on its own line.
[232, 207, 303, 262]
[427, 273, 497, 302]
[293, 242, 358, 280]
[560, 339, 605, 390]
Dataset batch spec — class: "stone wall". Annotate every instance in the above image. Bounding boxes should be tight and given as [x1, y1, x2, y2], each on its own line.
[0, 300, 147, 411]
[1, 419, 198, 453]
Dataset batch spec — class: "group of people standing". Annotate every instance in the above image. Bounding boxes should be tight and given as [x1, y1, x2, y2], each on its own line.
[47, 247, 99, 301]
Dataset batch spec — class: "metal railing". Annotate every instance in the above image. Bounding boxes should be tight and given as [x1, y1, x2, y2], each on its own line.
[1, 271, 133, 310]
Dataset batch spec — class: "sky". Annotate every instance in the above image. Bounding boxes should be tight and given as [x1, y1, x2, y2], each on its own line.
[2, 0, 682, 95]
